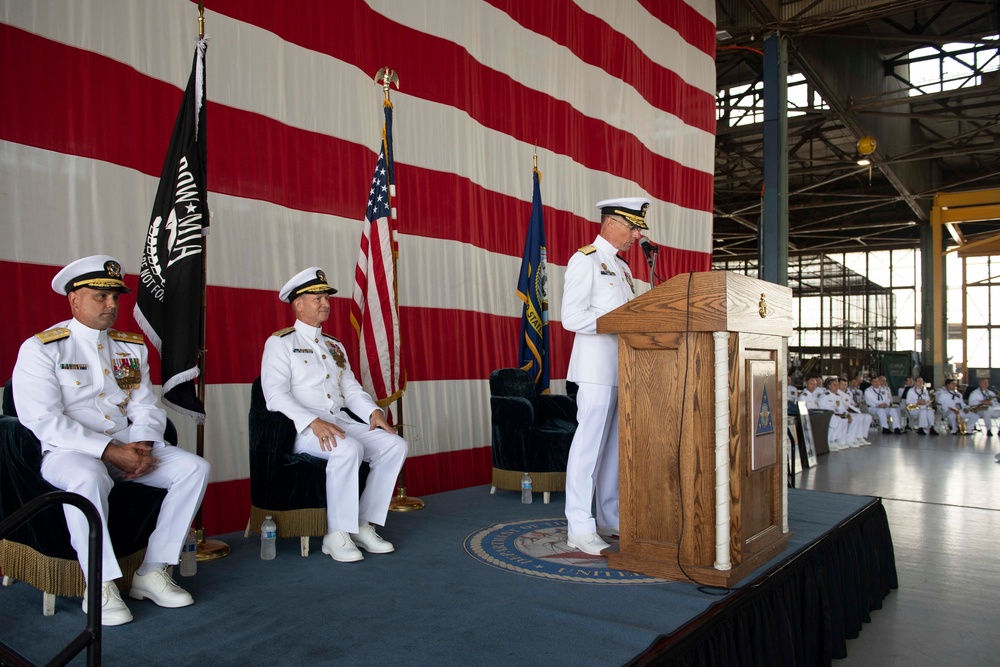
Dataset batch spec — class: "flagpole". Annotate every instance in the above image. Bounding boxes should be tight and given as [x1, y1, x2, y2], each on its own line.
[192, 1, 229, 559]
[367, 67, 423, 513]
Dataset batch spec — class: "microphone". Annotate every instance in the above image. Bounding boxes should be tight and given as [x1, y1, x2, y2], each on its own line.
[639, 236, 657, 261]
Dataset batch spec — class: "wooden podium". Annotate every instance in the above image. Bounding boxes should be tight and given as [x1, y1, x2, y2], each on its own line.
[597, 270, 792, 587]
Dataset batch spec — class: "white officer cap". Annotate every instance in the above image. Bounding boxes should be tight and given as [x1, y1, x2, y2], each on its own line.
[595, 197, 651, 230]
[51, 255, 131, 295]
[278, 267, 338, 303]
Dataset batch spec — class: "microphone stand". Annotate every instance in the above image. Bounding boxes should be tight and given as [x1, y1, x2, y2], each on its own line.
[644, 243, 660, 287]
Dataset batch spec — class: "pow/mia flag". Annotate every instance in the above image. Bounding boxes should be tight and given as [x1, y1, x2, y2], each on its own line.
[134, 38, 209, 423]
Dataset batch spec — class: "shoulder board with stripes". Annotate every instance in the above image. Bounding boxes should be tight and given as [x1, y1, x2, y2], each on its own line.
[322, 333, 341, 344]
[273, 327, 296, 337]
[34, 327, 70, 344]
[578, 245, 596, 255]
[109, 330, 145, 345]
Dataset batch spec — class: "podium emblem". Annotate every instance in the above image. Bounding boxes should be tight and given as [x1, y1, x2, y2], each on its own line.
[748, 360, 778, 470]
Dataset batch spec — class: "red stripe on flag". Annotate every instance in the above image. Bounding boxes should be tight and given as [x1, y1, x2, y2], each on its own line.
[483, 0, 715, 130]
[0, 23, 711, 219]
[1, 254, 710, 386]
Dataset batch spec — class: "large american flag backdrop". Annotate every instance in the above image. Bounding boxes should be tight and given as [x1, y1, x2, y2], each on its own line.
[0, 0, 715, 535]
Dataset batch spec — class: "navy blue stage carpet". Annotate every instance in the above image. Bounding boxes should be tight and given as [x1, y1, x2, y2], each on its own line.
[1, 486, 894, 666]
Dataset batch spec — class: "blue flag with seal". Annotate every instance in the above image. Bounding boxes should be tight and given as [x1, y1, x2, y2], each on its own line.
[516, 166, 549, 394]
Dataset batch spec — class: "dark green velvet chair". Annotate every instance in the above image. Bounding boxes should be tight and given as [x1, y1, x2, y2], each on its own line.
[0, 379, 171, 614]
[246, 376, 367, 557]
[488, 368, 576, 504]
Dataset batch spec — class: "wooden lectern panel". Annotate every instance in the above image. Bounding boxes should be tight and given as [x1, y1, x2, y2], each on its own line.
[601, 271, 792, 587]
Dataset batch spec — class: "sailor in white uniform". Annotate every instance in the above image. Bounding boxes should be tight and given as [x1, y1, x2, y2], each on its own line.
[967, 378, 1000, 436]
[937, 379, 980, 434]
[261, 267, 407, 563]
[12, 256, 210, 626]
[903, 376, 937, 434]
[561, 197, 647, 556]
[838, 377, 872, 446]
[865, 377, 901, 434]
[818, 377, 850, 451]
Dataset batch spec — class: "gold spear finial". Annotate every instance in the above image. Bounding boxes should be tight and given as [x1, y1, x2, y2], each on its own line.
[374, 67, 400, 101]
[198, 1, 205, 38]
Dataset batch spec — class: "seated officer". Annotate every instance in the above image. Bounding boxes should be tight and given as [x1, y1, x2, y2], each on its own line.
[937, 378, 981, 434]
[967, 378, 1000, 436]
[12, 255, 211, 626]
[260, 267, 407, 563]
[818, 377, 849, 451]
[903, 376, 937, 435]
[865, 376, 901, 434]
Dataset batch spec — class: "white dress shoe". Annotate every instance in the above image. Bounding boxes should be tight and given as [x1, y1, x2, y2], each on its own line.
[129, 567, 194, 608]
[566, 532, 610, 556]
[350, 524, 394, 554]
[82, 581, 133, 626]
[597, 525, 620, 538]
[322, 531, 364, 562]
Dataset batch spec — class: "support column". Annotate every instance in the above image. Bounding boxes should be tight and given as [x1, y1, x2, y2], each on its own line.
[760, 32, 788, 286]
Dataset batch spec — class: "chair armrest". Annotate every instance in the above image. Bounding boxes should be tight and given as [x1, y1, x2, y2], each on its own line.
[490, 396, 534, 431]
[536, 394, 576, 424]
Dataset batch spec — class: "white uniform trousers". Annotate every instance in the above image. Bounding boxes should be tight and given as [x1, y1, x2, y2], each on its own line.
[845, 412, 872, 444]
[980, 408, 1000, 432]
[908, 406, 935, 429]
[565, 383, 619, 536]
[945, 409, 980, 433]
[869, 405, 901, 430]
[293, 413, 407, 534]
[827, 414, 849, 450]
[40, 445, 210, 584]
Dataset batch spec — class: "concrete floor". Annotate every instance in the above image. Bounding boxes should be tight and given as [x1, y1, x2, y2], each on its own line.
[794, 425, 1000, 666]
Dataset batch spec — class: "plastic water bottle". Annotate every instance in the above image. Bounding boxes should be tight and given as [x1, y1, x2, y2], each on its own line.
[521, 472, 533, 504]
[179, 528, 197, 576]
[261, 515, 277, 560]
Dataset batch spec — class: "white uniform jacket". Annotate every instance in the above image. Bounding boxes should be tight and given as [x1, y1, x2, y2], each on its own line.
[864, 386, 893, 409]
[261, 319, 380, 434]
[12, 318, 167, 458]
[561, 235, 635, 386]
[936, 388, 969, 413]
[801, 387, 821, 411]
[904, 386, 933, 407]
[968, 387, 998, 409]
[818, 389, 847, 416]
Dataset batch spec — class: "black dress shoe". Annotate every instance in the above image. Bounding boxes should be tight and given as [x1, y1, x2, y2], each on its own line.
[917, 428, 926, 435]
[882, 427, 891, 434]
[988, 431, 994, 436]
[929, 427, 939, 435]
[894, 428, 902, 434]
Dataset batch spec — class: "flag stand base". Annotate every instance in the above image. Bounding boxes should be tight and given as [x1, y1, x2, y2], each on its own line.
[195, 529, 231, 560]
[389, 486, 424, 512]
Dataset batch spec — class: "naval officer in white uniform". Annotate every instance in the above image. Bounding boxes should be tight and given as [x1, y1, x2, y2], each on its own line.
[260, 267, 407, 563]
[561, 197, 648, 556]
[12, 255, 211, 626]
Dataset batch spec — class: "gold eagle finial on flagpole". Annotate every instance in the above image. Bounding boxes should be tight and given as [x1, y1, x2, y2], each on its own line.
[374, 67, 400, 101]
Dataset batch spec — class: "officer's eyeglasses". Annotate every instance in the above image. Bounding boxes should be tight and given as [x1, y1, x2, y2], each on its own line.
[610, 216, 642, 233]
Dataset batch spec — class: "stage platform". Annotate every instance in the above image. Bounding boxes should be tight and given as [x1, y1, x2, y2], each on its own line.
[1, 486, 895, 666]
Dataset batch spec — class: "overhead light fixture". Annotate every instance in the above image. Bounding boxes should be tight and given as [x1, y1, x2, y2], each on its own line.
[856, 136, 877, 184]
[717, 29, 732, 41]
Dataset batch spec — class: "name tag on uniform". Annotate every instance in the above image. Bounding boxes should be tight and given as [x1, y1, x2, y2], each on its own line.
[293, 348, 314, 354]
[60, 363, 88, 370]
